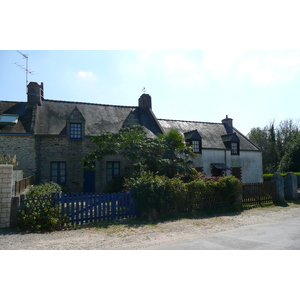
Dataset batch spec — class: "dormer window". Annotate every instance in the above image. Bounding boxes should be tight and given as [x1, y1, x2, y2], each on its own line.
[70, 123, 82, 139]
[231, 142, 239, 155]
[67, 107, 85, 140]
[184, 130, 202, 154]
[221, 132, 240, 156]
[0, 114, 19, 126]
[191, 140, 201, 153]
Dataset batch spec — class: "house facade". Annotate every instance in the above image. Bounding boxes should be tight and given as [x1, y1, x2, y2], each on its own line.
[0, 82, 263, 192]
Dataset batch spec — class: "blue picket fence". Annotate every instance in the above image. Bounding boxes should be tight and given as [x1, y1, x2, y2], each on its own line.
[54, 191, 137, 225]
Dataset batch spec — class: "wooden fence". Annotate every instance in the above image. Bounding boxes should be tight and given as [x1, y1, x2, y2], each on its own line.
[54, 191, 137, 225]
[242, 182, 276, 207]
[15, 175, 35, 196]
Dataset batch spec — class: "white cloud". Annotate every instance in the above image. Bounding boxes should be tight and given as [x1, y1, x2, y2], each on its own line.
[127, 50, 157, 75]
[76, 71, 98, 82]
[163, 52, 203, 86]
[237, 51, 300, 84]
[202, 50, 246, 77]
[163, 53, 197, 71]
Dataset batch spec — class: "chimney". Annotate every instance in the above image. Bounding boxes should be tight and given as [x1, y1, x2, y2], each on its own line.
[138, 93, 152, 111]
[27, 82, 43, 108]
[222, 115, 233, 133]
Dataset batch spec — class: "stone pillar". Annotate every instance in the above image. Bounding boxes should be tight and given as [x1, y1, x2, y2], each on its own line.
[284, 172, 298, 200]
[271, 172, 285, 203]
[0, 165, 13, 228]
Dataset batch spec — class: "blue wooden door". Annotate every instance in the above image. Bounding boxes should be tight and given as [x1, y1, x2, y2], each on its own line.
[84, 165, 95, 193]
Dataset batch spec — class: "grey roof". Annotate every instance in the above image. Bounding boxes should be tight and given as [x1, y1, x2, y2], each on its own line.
[34, 99, 163, 138]
[0, 98, 260, 152]
[158, 118, 260, 151]
[0, 101, 32, 133]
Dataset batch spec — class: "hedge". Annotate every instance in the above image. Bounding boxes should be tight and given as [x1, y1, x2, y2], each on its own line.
[126, 172, 241, 220]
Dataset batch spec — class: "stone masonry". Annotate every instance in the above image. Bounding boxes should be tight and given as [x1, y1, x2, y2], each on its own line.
[0, 164, 13, 228]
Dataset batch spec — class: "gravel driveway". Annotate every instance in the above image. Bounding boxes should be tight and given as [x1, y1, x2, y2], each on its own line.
[1, 203, 300, 250]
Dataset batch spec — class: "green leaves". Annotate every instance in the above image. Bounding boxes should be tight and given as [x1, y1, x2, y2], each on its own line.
[0, 154, 19, 169]
[83, 126, 196, 178]
[126, 173, 242, 221]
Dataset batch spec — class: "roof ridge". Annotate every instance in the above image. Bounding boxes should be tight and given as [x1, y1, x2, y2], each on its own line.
[158, 118, 222, 125]
[43, 99, 137, 109]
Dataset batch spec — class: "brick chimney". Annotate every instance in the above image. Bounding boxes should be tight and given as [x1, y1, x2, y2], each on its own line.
[138, 93, 152, 111]
[27, 82, 43, 108]
[222, 115, 233, 133]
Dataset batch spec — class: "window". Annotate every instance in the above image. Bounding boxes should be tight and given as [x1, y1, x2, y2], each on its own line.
[106, 162, 120, 182]
[231, 167, 242, 181]
[51, 162, 66, 184]
[192, 140, 200, 153]
[195, 167, 203, 173]
[231, 142, 239, 155]
[188, 139, 201, 153]
[70, 123, 82, 139]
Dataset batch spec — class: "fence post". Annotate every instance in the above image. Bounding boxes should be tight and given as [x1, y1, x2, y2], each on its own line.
[10, 196, 20, 228]
[284, 172, 298, 201]
[233, 184, 243, 211]
[271, 173, 285, 203]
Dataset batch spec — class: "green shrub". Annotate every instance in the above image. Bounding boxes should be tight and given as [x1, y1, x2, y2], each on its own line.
[17, 182, 68, 232]
[27, 181, 62, 196]
[126, 172, 241, 220]
[125, 172, 167, 220]
[16, 206, 69, 232]
[103, 175, 126, 193]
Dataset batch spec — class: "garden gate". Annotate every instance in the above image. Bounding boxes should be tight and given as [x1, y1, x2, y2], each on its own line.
[242, 182, 276, 207]
[54, 191, 137, 225]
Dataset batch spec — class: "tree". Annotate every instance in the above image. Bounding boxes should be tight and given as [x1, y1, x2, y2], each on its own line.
[83, 126, 149, 169]
[83, 126, 196, 178]
[247, 118, 300, 173]
[276, 119, 300, 158]
[144, 129, 196, 178]
[247, 122, 279, 173]
[278, 133, 300, 172]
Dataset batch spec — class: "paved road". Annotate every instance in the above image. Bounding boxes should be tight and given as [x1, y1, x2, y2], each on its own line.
[149, 216, 300, 250]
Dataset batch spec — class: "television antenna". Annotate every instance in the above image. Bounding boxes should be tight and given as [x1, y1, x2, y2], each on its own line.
[13, 51, 36, 94]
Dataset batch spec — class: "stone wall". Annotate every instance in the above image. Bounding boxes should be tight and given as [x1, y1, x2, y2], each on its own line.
[0, 164, 13, 228]
[0, 135, 36, 178]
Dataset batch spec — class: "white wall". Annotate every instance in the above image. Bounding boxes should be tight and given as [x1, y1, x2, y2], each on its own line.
[191, 149, 263, 183]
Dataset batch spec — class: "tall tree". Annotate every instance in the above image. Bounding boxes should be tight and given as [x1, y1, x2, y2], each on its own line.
[248, 118, 300, 173]
[279, 133, 300, 172]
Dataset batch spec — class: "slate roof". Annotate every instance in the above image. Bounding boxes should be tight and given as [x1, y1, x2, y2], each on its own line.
[0, 97, 260, 152]
[158, 118, 260, 151]
[33, 99, 163, 138]
[0, 101, 33, 133]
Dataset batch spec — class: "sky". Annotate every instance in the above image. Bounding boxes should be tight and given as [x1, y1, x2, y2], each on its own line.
[1, 1, 300, 138]
[1, 49, 300, 136]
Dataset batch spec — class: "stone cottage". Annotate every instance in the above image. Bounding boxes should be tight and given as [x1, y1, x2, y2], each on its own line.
[0, 82, 263, 192]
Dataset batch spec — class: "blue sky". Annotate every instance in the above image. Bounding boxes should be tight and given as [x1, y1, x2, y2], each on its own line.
[2, 1, 300, 136]
[1, 50, 300, 136]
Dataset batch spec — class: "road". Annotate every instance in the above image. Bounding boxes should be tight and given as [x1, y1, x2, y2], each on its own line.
[148, 215, 300, 250]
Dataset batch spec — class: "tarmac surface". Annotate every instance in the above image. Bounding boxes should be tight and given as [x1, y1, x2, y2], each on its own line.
[148, 215, 300, 250]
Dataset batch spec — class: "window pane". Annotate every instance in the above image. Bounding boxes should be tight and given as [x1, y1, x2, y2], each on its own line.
[70, 123, 82, 139]
[51, 162, 66, 184]
[192, 140, 200, 153]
